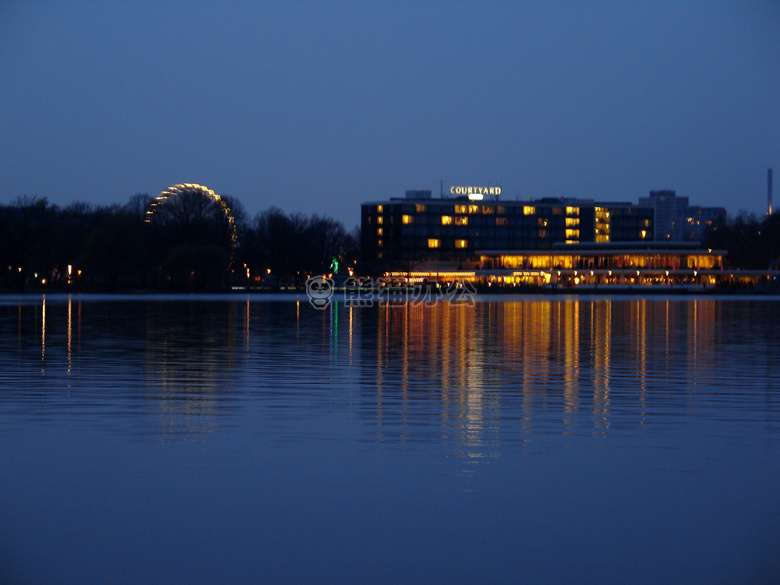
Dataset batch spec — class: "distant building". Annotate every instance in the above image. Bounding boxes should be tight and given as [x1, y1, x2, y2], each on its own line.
[639, 190, 688, 240]
[639, 190, 725, 241]
[362, 188, 654, 270]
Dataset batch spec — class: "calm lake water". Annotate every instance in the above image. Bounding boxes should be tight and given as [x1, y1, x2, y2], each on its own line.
[1, 293, 778, 585]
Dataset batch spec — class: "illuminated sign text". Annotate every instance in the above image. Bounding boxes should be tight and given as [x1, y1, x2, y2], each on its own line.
[450, 186, 502, 201]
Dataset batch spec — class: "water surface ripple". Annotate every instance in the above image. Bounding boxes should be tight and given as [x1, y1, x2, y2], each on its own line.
[1, 294, 778, 584]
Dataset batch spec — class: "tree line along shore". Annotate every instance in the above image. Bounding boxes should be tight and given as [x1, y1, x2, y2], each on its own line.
[2, 192, 779, 292]
[0, 193, 358, 291]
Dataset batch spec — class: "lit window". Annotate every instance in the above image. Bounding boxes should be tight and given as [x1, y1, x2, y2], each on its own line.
[415, 204, 426, 213]
[377, 228, 383, 236]
[566, 206, 580, 216]
[455, 205, 467, 214]
[538, 218, 548, 227]
[641, 230, 648, 239]
[565, 217, 579, 227]
[538, 230, 547, 238]
[455, 239, 468, 249]
[376, 205, 383, 213]
[481, 206, 494, 214]
[377, 216, 383, 225]
[496, 217, 508, 226]
[496, 206, 505, 214]
[428, 238, 440, 248]
[565, 229, 580, 239]
[455, 216, 468, 226]
[523, 206, 536, 215]
[441, 215, 453, 225]
[402, 215, 413, 224]
[468, 205, 480, 214]
[377, 239, 383, 247]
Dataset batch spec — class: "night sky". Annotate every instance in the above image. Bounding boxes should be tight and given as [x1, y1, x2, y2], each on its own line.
[1, 1, 778, 229]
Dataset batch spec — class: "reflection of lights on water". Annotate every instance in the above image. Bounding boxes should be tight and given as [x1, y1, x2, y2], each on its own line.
[369, 299, 705, 458]
[39, 295, 47, 377]
[41, 295, 46, 363]
[348, 306, 354, 367]
[67, 295, 72, 377]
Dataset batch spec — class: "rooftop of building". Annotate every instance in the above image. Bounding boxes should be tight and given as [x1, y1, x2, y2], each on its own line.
[362, 196, 647, 208]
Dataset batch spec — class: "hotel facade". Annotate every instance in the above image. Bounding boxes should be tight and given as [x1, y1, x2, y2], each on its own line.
[359, 187, 773, 290]
[362, 189, 655, 269]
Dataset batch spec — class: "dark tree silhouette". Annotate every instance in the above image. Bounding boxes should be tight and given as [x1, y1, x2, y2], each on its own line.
[78, 209, 147, 290]
[0, 196, 57, 290]
[0, 190, 358, 291]
[245, 208, 357, 287]
[703, 211, 780, 270]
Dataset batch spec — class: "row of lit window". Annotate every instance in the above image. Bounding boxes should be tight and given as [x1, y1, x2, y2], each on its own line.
[372, 205, 581, 216]
[428, 239, 469, 249]
[523, 206, 580, 216]
[401, 215, 580, 227]
[375, 222, 645, 244]
[377, 238, 470, 249]
[378, 227, 582, 240]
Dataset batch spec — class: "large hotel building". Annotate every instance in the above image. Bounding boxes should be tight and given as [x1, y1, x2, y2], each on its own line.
[359, 187, 749, 289]
[362, 188, 654, 266]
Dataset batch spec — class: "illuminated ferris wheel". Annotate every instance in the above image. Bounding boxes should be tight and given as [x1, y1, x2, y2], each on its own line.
[144, 183, 238, 265]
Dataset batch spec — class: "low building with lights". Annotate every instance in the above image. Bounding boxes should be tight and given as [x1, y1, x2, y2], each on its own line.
[473, 241, 730, 288]
[382, 242, 776, 291]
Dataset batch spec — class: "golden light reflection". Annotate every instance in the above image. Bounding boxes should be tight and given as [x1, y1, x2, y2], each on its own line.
[562, 301, 580, 429]
[363, 298, 720, 455]
[41, 295, 46, 371]
[348, 306, 354, 368]
[67, 295, 72, 377]
[591, 300, 611, 430]
[637, 299, 647, 403]
[144, 302, 241, 436]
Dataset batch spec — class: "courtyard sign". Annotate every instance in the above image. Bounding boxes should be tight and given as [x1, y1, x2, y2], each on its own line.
[450, 185, 502, 200]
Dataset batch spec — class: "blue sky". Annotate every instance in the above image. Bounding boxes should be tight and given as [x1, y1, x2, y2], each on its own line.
[1, 1, 778, 228]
